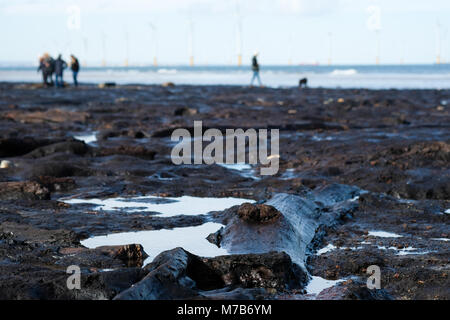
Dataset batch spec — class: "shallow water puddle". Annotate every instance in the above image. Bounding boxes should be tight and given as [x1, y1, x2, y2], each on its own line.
[280, 168, 298, 180]
[218, 163, 252, 171]
[306, 276, 345, 295]
[316, 244, 337, 255]
[217, 163, 259, 180]
[316, 243, 363, 256]
[63, 195, 254, 217]
[81, 222, 227, 265]
[368, 231, 403, 238]
[311, 135, 334, 142]
[74, 132, 97, 144]
[431, 238, 449, 242]
[377, 246, 431, 256]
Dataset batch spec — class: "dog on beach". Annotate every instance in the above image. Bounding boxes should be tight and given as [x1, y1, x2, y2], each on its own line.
[299, 78, 308, 88]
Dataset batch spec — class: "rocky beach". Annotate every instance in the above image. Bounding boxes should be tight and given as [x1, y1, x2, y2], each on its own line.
[0, 82, 448, 300]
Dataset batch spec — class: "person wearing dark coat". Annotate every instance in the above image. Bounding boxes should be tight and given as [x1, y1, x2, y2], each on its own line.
[70, 55, 80, 87]
[54, 54, 67, 88]
[37, 57, 49, 85]
[250, 52, 262, 87]
[37, 53, 54, 86]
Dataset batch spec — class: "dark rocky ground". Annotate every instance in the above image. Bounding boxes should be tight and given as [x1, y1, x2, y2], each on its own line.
[0, 82, 448, 300]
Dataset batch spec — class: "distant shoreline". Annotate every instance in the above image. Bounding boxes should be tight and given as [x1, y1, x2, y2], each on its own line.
[1, 81, 449, 92]
[1, 64, 450, 89]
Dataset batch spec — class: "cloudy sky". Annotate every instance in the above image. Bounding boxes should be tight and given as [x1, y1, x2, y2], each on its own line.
[1, 0, 449, 65]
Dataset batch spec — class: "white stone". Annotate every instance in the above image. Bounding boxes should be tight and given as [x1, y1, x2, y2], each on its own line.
[0, 160, 11, 169]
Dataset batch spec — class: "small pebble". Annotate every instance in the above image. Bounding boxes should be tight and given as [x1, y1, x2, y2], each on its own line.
[0, 160, 12, 169]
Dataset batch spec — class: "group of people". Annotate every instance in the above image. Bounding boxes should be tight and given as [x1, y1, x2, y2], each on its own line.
[38, 54, 80, 87]
[38, 52, 259, 88]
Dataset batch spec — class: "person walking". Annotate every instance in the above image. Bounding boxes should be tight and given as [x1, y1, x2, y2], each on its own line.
[44, 53, 55, 86]
[250, 52, 262, 87]
[54, 54, 67, 88]
[37, 56, 49, 86]
[70, 55, 80, 87]
[37, 53, 54, 86]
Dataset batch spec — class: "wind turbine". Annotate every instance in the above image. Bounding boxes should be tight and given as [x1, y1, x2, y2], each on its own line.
[235, 0, 243, 67]
[328, 32, 333, 66]
[101, 32, 107, 67]
[124, 28, 129, 67]
[188, 17, 194, 66]
[399, 39, 406, 65]
[288, 32, 294, 65]
[367, 5, 382, 65]
[148, 22, 158, 67]
[436, 20, 442, 65]
[443, 26, 448, 64]
[82, 37, 88, 67]
[376, 30, 381, 65]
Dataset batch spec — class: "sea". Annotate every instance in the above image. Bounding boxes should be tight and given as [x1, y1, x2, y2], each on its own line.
[1, 64, 450, 89]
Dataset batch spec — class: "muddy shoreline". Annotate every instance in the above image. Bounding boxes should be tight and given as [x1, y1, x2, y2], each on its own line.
[0, 82, 448, 300]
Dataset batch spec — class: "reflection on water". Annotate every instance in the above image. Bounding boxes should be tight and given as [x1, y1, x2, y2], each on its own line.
[306, 276, 345, 295]
[368, 231, 403, 238]
[74, 132, 97, 144]
[81, 222, 227, 266]
[63, 195, 254, 217]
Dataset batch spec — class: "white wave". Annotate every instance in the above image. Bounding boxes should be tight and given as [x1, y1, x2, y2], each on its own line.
[157, 68, 177, 74]
[330, 69, 358, 76]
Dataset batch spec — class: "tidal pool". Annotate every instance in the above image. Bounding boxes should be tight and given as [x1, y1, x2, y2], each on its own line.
[376, 246, 431, 256]
[368, 231, 403, 238]
[306, 276, 345, 295]
[81, 222, 227, 266]
[74, 132, 97, 144]
[63, 195, 254, 217]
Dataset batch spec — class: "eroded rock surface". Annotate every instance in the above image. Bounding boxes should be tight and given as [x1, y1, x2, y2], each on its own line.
[114, 248, 305, 300]
[210, 184, 360, 269]
[0, 83, 448, 300]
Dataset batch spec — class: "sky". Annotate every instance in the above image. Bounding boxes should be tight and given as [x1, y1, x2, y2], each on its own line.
[0, 0, 449, 66]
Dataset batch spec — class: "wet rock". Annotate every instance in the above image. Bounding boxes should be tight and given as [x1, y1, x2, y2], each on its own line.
[66, 268, 149, 300]
[0, 160, 11, 169]
[0, 137, 59, 157]
[323, 166, 342, 176]
[174, 107, 198, 116]
[115, 97, 132, 104]
[397, 177, 450, 200]
[94, 244, 148, 267]
[0, 267, 148, 300]
[35, 176, 76, 192]
[27, 162, 92, 178]
[203, 251, 307, 291]
[237, 203, 281, 224]
[4, 109, 89, 124]
[199, 287, 268, 300]
[98, 82, 116, 88]
[162, 82, 175, 88]
[24, 140, 90, 158]
[0, 181, 50, 200]
[210, 185, 360, 270]
[1, 83, 448, 300]
[134, 131, 146, 139]
[316, 279, 394, 300]
[114, 248, 301, 300]
[96, 146, 156, 160]
[98, 130, 121, 140]
[0, 221, 79, 246]
[114, 247, 223, 300]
